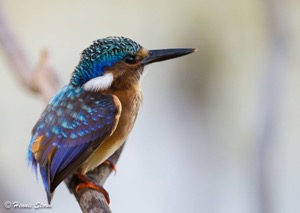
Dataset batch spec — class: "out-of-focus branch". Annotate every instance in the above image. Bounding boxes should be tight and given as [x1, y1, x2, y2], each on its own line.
[0, 1, 123, 212]
[0, 0, 60, 101]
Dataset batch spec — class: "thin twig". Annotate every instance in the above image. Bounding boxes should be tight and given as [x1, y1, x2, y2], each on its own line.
[0, 1, 123, 212]
[0, 0, 60, 100]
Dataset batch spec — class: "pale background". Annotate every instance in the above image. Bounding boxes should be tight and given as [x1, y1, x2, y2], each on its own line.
[0, 0, 299, 213]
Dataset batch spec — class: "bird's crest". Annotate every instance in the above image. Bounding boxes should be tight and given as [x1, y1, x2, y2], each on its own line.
[71, 36, 141, 87]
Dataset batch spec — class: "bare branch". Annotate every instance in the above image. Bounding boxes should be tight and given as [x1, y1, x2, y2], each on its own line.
[0, 1, 60, 100]
[65, 145, 124, 213]
[0, 1, 123, 212]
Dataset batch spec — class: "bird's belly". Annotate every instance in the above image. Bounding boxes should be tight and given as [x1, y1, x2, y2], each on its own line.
[79, 109, 138, 174]
[80, 135, 126, 174]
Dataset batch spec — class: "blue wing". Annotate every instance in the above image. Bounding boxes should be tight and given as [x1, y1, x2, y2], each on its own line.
[27, 85, 121, 203]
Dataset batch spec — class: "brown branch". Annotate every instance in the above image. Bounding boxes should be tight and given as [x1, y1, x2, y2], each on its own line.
[0, 1, 123, 212]
[65, 145, 124, 213]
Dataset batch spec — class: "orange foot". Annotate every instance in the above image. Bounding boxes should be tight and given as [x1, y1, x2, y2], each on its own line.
[75, 174, 110, 204]
[102, 159, 117, 174]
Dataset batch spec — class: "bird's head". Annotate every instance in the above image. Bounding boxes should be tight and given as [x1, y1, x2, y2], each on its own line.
[70, 36, 195, 91]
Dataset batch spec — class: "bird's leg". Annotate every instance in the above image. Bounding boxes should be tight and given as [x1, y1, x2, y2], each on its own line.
[102, 159, 117, 174]
[75, 174, 110, 204]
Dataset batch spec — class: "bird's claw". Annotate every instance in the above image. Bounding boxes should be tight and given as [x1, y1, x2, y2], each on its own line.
[75, 174, 110, 204]
[102, 159, 117, 174]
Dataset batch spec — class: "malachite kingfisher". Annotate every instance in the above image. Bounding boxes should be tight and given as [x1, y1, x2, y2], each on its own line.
[27, 36, 196, 204]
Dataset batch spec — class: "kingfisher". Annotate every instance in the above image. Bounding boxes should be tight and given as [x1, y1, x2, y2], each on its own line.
[27, 36, 196, 205]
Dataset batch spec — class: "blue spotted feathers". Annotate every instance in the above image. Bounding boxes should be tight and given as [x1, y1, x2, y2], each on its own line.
[27, 85, 120, 203]
[71, 36, 141, 87]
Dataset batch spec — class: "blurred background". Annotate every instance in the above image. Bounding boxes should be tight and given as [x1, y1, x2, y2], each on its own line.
[0, 0, 299, 212]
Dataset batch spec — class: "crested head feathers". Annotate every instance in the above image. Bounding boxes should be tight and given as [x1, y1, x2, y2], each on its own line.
[70, 36, 141, 87]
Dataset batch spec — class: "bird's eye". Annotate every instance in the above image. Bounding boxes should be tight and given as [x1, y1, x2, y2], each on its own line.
[124, 55, 136, 64]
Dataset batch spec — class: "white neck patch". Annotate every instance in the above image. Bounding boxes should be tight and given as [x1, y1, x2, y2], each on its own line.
[83, 73, 114, 91]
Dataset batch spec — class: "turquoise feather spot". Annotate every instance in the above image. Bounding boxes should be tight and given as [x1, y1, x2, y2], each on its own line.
[52, 126, 61, 134]
[70, 132, 77, 139]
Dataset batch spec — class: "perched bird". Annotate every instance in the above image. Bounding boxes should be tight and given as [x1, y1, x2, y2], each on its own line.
[27, 36, 195, 204]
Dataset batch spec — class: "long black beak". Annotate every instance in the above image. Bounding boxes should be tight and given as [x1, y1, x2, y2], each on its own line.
[141, 48, 197, 65]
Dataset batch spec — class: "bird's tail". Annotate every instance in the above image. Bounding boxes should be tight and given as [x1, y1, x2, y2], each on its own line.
[39, 164, 53, 204]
